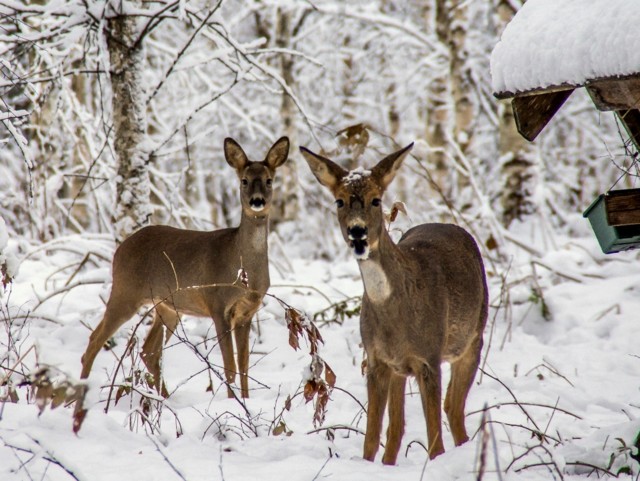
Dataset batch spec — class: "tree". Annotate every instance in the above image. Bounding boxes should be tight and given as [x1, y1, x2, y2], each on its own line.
[106, 1, 151, 241]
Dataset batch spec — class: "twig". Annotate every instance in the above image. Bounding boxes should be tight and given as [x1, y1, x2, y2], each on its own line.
[331, 385, 366, 412]
[307, 424, 365, 436]
[467, 401, 581, 420]
[147, 434, 188, 481]
[479, 368, 543, 436]
[0, 344, 35, 387]
[146, 1, 223, 105]
[311, 457, 331, 481]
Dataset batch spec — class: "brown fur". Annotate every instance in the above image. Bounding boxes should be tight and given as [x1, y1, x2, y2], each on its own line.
[74, 137, 289, 430]
[301, 143, 488, 465]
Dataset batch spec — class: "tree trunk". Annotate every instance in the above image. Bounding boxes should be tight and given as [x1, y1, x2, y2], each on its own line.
[495, 0, 536, 227]
[425, 0, 451, 197]
[107, 5, 151, 242]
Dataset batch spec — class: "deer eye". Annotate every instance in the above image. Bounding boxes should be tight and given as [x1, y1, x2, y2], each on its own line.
[335, 199, 345, 208]
[242, 178, 248, 186]
[371, 198, 381, 207]
[266, 178, 272, 186]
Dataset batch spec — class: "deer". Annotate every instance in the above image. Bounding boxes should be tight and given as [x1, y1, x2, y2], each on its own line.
[73, 137, 289, 432]
[300, 143, 488, 465]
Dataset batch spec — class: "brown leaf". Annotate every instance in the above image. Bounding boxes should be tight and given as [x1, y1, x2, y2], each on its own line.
[35, 383, 53, 415]
[288, 329, 300, 351]
[115, 384, 130, 405]
[284, 395, 292, 411]
[313, 383, 330, 427]
[303, 380, 318, 403]
[389, 201, 407, 223]
[51, 385, 68, 410]
[272, 421, 287, 436]
[8, 386, 19, 403]
[73, 407, 87, 434]
[486, 234, 498, 251]
[324, 362, 337, 388]
[336, 123, 370, 159]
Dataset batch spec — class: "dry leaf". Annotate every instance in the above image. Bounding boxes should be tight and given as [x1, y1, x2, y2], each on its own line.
[303, 380, 318, 403]
[486, 234, 498, 251]
[324, 361, 337, 388]
[389, 201, 407, 223]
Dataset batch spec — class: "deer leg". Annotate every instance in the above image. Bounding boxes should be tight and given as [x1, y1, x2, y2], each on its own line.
[80, 300, 139, 380]
[74, 298, 139, 431]
[213, 310, 238, 398]
[141, 304, 180, 397]
[363, 360, 391, 462]
[417, 362, 445, 459]
[233, 319, 251, 398]
[444, 337, 483, 446]
[381, 373, 406, 465]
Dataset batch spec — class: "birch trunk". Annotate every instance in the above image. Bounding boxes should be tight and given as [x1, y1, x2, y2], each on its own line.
[269, 7, 300, 227]
[495, 0, 536, 227]
[107, 5, 151, 241]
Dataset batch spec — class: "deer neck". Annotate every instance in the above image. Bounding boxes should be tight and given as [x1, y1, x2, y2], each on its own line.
[237, 211, 270, 261]
[357, 227, 404, 305]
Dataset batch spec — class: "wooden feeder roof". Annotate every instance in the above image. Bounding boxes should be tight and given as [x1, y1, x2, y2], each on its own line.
[490, 0, 640, 150]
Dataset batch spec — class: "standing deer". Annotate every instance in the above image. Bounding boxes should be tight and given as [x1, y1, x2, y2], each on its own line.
[300, 143, 488, 465]
[74, 137, 289, 430]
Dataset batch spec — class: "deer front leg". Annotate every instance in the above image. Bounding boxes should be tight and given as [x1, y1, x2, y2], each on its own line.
[213, 311, 238, 398]
[417, 361, 445, 459]
[363, 360, 391, 462]
[233, 320, 251, 398]
[381, 373, 406, 465]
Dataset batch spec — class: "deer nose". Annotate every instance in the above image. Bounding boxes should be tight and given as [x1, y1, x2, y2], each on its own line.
[347, 225, 368, 240]
[249, 196, 266, 211]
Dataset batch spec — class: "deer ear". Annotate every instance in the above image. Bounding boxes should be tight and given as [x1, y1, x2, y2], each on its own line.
[265, 137, 289, 170]
[300, 147, 347, 192]
[371, 143, 414, 190]
[224, 138, 249, 171]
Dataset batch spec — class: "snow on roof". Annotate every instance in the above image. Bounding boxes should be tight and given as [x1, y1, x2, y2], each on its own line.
[491, 0, 640, 96]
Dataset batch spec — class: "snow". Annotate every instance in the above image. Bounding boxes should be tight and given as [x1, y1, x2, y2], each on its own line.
[2, 221, 640, 480]
[344, 167, 371, 185]
[491, 0, 640, 95]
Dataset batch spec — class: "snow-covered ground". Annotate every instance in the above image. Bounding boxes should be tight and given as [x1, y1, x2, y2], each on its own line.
[1, 211, 640, 480]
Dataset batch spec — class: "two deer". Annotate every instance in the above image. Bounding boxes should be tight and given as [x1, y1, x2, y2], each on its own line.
[77, 136, 488, 466]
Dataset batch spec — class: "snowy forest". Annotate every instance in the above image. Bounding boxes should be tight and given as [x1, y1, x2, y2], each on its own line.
[1, 1, 640, 480]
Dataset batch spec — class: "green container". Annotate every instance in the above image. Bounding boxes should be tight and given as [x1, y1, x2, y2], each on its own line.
[583, 194, 640, 254]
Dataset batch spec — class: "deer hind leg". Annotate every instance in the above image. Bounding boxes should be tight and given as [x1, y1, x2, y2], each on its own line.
[417, 361, 445, 459]
[75, 297, 139, 431]
[233, 320, 251, 398]
[80, 298, 140, 380]
[363, 360, 391, 462]
[141, 304, 180, 397]
[381, 373, 407, 465]
[444, 336, 483, 446]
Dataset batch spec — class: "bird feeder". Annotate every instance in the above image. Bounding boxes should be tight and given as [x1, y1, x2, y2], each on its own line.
[490, 0, 640, 254]
[583, 189, 640, 253]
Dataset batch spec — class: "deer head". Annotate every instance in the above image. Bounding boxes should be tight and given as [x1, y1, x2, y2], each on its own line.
[300, 143, 413, 260]
[225, 137, 289, 217]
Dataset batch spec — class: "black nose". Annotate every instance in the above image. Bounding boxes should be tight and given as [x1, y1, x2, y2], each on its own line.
[250, 197, 265, 208]
[347, 225, 368, 240]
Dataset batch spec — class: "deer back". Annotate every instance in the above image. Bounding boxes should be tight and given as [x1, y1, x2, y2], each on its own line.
[359, 223, 487, 369]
